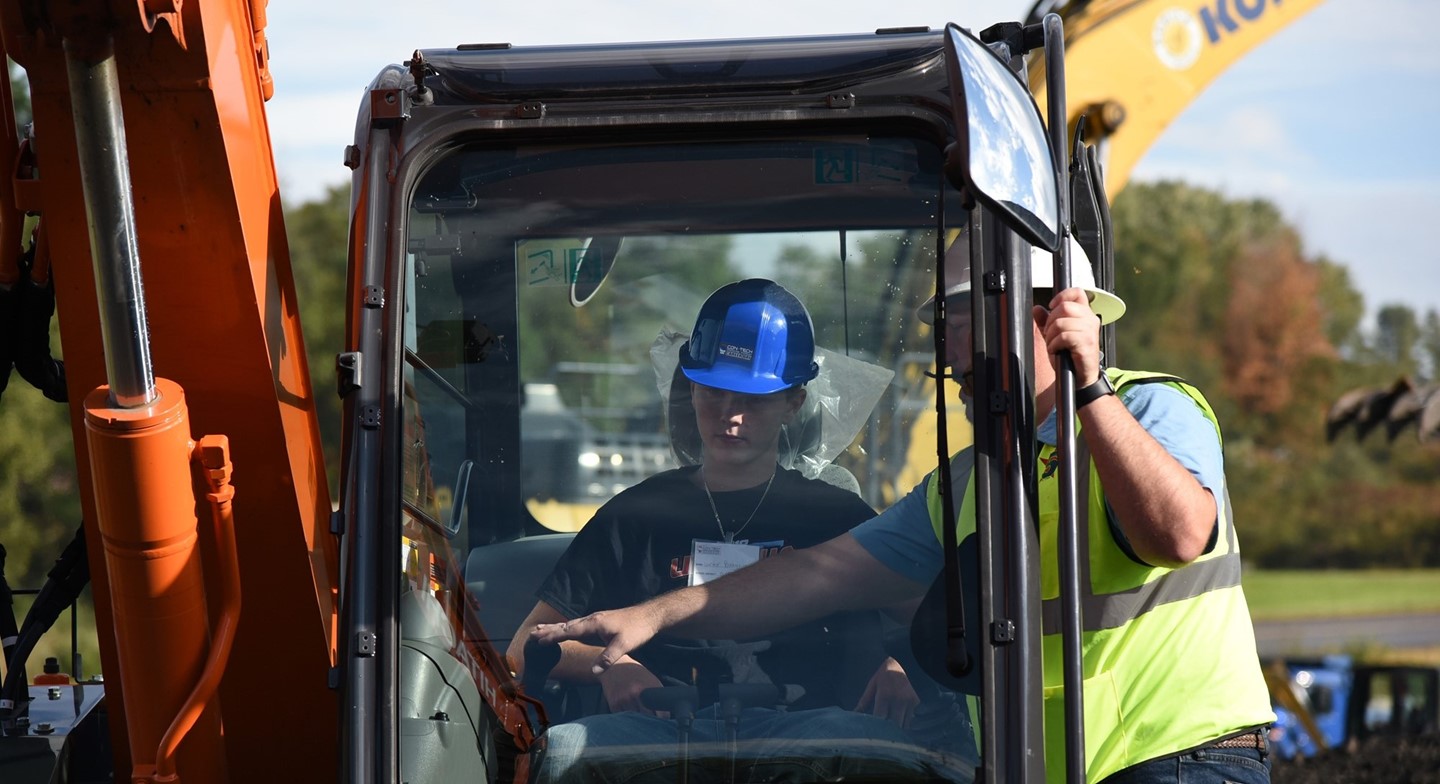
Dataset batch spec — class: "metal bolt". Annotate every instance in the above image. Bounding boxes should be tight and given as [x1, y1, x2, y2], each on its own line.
[35, 722, 54, 735]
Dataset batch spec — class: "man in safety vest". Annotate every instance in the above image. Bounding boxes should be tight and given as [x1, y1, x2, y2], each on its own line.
[533, 239, 1276, 783]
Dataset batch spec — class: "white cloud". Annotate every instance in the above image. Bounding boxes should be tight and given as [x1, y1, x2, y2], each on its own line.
[261, 0, 1440, 322]
[1289, 180, 1440, 317]
[1155, 105, 1305, 162]
[264, 0, 1032, 202]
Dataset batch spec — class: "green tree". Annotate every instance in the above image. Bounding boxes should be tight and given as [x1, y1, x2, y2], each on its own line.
[0, 383, 79, 589]
[7, 59, 30, 131]
[284, 185, 350, 488]
[0, 63, 71, 588]
[512, 234, 740, 422]
[1314, 258, 1366, 358]
[1374, 303, 1421, 375]
[1422, 309, 1440, 380]
[1111, 180, 1439, 568]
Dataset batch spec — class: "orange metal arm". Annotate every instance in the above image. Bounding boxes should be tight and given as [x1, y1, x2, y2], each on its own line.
[0, 0, 339, 779]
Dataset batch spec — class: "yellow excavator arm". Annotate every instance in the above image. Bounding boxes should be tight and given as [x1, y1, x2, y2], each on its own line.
[1030, 0, 1326, 198]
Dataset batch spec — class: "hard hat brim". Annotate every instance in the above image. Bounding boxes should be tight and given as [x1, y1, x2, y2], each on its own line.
[916, 284, 1126, 325]
[680, 364, 797, 395]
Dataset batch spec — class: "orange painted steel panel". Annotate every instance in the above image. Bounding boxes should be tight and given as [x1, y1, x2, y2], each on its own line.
[1, 1, 339, 779]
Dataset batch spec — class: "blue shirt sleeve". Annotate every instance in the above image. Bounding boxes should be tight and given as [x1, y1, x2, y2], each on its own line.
[1111, 381, 1226, 560]
[1118, 382, 1224, 497]
[851, 475, 948, 585]
[850, 380, 1225, 579]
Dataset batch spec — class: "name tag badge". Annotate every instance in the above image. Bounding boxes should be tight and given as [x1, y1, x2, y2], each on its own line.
[688, 539, 761, 587]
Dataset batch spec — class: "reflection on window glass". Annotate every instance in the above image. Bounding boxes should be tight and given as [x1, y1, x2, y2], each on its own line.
[516, 230, 934, 530]
[396, 134, 979, 784]
[402, 136, 966, 539]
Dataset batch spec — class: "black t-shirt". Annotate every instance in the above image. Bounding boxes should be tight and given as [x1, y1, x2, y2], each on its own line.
[537, 465, 886, 710]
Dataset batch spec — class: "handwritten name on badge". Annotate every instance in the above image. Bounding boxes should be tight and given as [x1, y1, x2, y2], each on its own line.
[688, 540, 761, 587]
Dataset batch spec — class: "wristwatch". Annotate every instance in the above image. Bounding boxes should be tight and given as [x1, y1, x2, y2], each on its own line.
[1076, 374, 1115, 408]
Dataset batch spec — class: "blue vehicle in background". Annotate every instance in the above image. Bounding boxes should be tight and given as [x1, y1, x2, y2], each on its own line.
[1267, 655, 1354, 759]
[1266, 656, 1440, 760]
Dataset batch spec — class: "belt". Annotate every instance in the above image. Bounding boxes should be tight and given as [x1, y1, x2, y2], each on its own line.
[1207, 728, 1268, 750]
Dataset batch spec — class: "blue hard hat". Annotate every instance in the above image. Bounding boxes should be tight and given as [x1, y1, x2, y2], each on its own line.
[679, 279, 819, 395]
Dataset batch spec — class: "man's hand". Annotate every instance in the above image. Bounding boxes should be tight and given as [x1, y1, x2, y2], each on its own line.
[855, 656, 919, 729]
[597, 657, 666, 715]
[1035, 287, 1103, 386]
[1035, 288, 1218, 566]
[531, 605, 661, 676]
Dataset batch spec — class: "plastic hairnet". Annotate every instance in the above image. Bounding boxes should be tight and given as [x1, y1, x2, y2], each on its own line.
[651, 329, 894, 480]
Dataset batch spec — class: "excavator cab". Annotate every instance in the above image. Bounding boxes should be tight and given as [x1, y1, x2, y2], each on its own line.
[340, 22, 1070, 784]
[0, 8, 1081, 784]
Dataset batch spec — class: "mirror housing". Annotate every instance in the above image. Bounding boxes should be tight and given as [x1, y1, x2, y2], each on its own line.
[943, 23, 1059, 250]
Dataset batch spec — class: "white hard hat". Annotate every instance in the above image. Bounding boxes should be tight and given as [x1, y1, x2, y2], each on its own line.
[916, 235, 1126, 325]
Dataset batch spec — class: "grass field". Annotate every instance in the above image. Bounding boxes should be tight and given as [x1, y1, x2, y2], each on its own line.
[1243, 568, 1440, 621]
[14, 570, 1440, 678]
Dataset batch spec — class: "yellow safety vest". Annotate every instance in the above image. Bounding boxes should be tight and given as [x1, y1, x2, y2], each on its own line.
[927, 368, 1274, 782]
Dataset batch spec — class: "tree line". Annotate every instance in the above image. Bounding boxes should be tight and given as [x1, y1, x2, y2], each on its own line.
[1110, 181, 1440, 568]
[1, 180, 1437, 599]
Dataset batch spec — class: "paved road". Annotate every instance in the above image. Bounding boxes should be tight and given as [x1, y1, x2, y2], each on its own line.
[1253, 612, 1440, 659]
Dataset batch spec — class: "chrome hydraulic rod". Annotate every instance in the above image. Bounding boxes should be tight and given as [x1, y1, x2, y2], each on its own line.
[63, 37, 155, 408]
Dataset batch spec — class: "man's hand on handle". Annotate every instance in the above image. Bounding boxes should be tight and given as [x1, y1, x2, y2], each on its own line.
[1035, 287, 1104, 386]
[856, 656, 919, 729]
[598, 656, 666, 715]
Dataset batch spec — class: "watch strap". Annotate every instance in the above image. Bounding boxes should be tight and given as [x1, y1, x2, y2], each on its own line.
[1076, 373, 1115, 408]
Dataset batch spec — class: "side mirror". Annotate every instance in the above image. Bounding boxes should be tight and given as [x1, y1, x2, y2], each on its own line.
[943, 23, 1059, 251]
[570, 236, 622, 307]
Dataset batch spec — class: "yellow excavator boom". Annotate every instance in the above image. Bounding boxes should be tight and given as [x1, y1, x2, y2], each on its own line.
[1030, 0, 1326, 199]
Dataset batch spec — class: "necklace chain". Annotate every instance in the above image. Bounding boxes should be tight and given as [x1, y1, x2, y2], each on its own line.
[701, 467, 775, 543]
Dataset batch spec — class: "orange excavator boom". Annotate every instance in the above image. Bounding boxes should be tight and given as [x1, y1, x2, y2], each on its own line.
[0, 0, 338, 779]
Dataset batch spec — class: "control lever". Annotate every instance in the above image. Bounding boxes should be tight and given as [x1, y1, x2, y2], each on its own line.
[521, 636, 563, 724]
[640, 684, 699, 721]
[882, 625, 979, 762]
[718, 683, 780, 782]
[641, 685, 699, 784]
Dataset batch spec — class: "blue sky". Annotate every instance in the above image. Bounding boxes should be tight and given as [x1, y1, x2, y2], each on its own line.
[265, 0, 1440, 327]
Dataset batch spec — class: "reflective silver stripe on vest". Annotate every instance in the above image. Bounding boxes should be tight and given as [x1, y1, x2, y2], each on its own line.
[1041, 551, 1243, 635]
[1043, 436, 1241, 636]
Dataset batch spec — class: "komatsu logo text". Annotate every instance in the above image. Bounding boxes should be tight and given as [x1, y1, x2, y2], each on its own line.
[1154, 0, 1283, 71]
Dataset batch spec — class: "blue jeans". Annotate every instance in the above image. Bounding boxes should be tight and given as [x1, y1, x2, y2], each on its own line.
[533, 705, 977, 783]
[1099, 746, 1271, 784]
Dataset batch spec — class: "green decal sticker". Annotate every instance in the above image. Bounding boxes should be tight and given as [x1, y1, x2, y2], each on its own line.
[815, 148, 857, 184]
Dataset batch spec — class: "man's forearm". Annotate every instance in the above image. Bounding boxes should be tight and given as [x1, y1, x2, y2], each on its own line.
[552, 640, 605, 682]
[645, 532, 924, 640]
